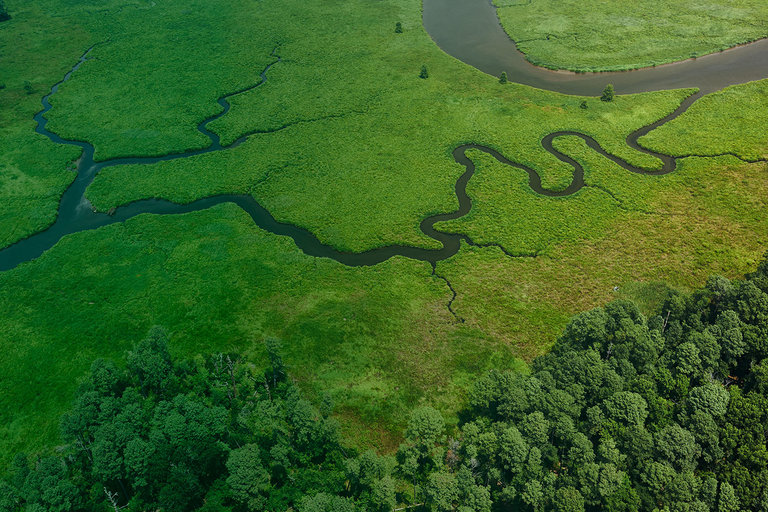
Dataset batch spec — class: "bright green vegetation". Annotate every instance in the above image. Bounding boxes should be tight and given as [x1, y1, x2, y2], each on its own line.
[640, 79, 768, 160]
[493, 0, 768, 71]
[435, 149, 624, 256]
[432, 149, 768, 358]
[435, 142, 768, 262]
[3, 0, 768, 488]
[6, 260, 768, 510]
[86, 87, 689, 252]
[0, 1, 89, 249]
[0, 0, 691, 252]
[11, 0, 689, 252]
[0, 0, 275, 248]
[44, 1, 279, 162]
[0, 205, 522, 467]
[434, 261, 768, 511]
[0, 330, 394, 511]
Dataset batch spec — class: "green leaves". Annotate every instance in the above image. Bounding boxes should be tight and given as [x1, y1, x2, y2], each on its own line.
[602, 392, 649, 427]
[601, 84, 615, 102]
[297, 493, 356, 512]
[424, 471, 459, 512]
[1, 328, 355, 511]
[405, 406, 445, 448]
[225, 445, 270, 511]
[127, 326, 173, 396]
[718, 481, 741, 512]
[687, 384, 730, 417]
[8, 254, 768, 511]
[440, 258, 768, 511]
[654, 424, 700, 472]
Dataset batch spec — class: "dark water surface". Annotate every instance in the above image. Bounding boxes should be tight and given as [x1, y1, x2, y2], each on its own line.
[423, 0, 768, 95]
[1, 2, 765, 271]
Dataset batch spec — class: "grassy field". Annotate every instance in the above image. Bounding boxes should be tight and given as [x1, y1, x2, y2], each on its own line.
[0, 0, 279, 249]
[494, 0, 768, 71]
[60, 0, 692, 253]
[0, 1, 91, 249]
[2, 0, 768, 472]
[436, 134, 768, 264]
[434, 150, 768, 357]
[42, 0, 279, 162]
[0, 204, 525, 465]
[0, 0, 690, 252]
[639, 78, 768, 160]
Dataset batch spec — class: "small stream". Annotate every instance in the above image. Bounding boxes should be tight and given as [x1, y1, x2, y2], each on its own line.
[1, 2, 765, 271]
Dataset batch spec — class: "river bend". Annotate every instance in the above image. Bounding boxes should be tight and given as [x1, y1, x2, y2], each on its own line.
[0, 2, 764, 271]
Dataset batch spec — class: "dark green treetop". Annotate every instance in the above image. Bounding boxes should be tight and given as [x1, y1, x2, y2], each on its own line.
[601, 83, 615, 101]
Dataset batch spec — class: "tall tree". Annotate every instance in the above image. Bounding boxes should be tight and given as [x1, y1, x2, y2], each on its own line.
[601, 83, 614, 101]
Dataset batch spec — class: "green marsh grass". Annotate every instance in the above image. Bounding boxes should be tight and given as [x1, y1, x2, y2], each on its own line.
[433, 153, 768, 363]
[69, 0, 691, 253]
[494, 0, 768, 71]
[0, 1, 92, 248]
[0, 204, 523, 466]
[2, 0, 768, 474]
[0, 0, 691, 252]
[640, 79, 768, 160]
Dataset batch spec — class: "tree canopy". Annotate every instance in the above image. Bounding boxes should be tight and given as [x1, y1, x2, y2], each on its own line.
[5, 255, 768, 510]
[0, 330, 391, 511]
[601, 84, 614, 102]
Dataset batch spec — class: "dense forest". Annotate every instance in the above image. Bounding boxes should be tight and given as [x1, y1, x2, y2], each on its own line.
[4, 256, 768, 511]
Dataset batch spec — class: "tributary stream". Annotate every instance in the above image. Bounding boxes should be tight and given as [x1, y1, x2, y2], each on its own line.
[1, 0, 766, 271]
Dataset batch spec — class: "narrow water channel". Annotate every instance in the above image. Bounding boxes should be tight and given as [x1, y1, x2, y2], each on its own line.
[1, 1, 765, 271]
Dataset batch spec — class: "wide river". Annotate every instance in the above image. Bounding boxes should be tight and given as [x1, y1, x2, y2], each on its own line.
[423, 0, 768, 95]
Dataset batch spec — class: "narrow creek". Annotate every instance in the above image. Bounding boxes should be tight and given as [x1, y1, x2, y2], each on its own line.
[1, 1, 765, 271]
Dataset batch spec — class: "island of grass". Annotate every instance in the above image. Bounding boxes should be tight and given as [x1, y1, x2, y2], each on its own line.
[493, 0, 768, 71]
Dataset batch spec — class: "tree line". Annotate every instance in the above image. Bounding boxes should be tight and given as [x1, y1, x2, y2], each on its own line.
[4, 255, 768, 510]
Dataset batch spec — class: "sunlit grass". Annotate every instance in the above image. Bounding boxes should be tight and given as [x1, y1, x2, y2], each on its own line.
[495, 0, 768, 71]
[640, 79, 768, 160]
[0, 204, 523, 467]
[2, 0, 768, 476]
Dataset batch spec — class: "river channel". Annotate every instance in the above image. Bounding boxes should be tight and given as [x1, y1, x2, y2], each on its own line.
[0, 0, 766, 271]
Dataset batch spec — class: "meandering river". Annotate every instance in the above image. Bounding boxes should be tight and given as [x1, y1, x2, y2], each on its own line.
[1, 0, 766, 271]
[423, 0, 768, 95]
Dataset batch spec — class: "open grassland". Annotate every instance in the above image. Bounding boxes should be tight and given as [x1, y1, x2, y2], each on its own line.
[0, 204, 524, 467]
[62, 0, 691, 253]
[0, 0, 691, 253]
[640, 78, 768, 160]
[3, 151, 766, 467]
[435, 152, 768, 357]
[3, 0, 768, 473]
[86, 88, 689, 253]
[434, 149, 625, 256]
[0, 0, 282, 249]
[494, 0, 768, 71]
[437, 135, 768, 263]
[40, 0, 279, 162]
